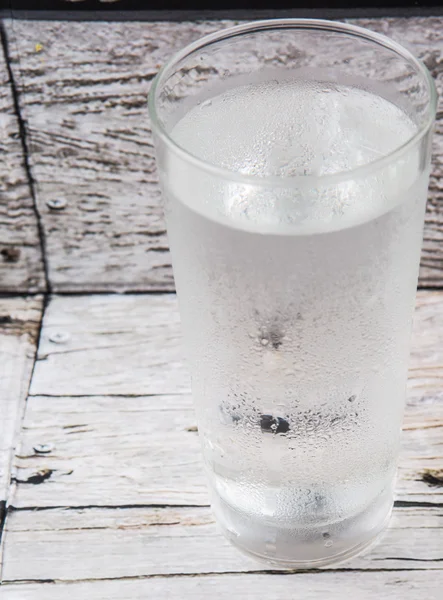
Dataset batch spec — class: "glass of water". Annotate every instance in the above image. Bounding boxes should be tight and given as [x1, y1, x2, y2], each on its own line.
[148, 20, 436, 567]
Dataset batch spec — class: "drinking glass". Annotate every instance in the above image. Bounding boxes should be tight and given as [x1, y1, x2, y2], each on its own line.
[148, 19, 436, 567]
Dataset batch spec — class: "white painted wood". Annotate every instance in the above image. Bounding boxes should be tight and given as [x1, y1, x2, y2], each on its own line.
[29, 290, 442, 398]
[2, 287, 442, 589]
[2, 571, 443, 600]
[408, 291, 443, 402]
[9, 394, 443, 509]
[12, 394, 207, 508]
[30, 293, 190, 396]
[0, 32, 45, 292]
[1, 504, 443, 583]
[0, 16, 441, 597]
[5, 17, 443, 291]
[14, 291, 441, 509]
[0, 296, 42, 505]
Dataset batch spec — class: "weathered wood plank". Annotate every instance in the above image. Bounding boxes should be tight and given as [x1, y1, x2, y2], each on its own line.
[4, 20, 221, 293]
[408, 290, 443, 402]
[3, 571, 443, 600]
[2, 291, 442, 589]
[0, 297, 42, 510]
[9, 290, 443, 509]
[355, 18, 443, 287]
[5, 17, 443, 292]
[12, 394, 206, 507]
[29, 293, 189, 397]
[1, 504, 443, 583]
[28, 290, 441, 398]
[0, 27, 45, 293]
[9, 393, 443, 509]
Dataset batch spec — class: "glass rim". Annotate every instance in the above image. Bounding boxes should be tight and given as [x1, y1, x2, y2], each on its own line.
[148, 19, 437, 188]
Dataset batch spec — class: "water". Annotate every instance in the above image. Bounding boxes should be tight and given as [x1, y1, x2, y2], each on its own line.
[163, 78, 428, 566]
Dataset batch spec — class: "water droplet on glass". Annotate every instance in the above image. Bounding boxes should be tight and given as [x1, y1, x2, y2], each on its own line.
[226, 526, 239, 538]
[265, 541, 277, 554]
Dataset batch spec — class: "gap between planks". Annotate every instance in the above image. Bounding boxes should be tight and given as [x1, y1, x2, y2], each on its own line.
[0, 22, 50, 294]
[1, 570, 443, 600]
[1, 291, 442, 589]
[0, 296, 43, 561]
[1, 504, 443, 583]
[6, 499, 443, 513]
[6, 290, 443, 511]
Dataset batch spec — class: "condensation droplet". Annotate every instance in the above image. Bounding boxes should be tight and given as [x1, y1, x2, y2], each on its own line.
[265, 541, 277, 554]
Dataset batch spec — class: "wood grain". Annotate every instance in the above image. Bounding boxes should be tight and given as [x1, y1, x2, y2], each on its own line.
[1, 16, 442, 598]
[2, 504, 443, 583]
[2, 291, 442, 592]
[4, 20, 221, 293]
[28, 290, 442, 396]
[8, 291, 443, 509]
[5, 17, 443, 292]
[12, 394, 206, 508]
[355, 18, 443, 287]
[2, 571, 443, 600]
[0, 296, 42, 510]
[0, 27, 45, 293]
[29, 293, 190, 397]
[8, 392, 443, 510]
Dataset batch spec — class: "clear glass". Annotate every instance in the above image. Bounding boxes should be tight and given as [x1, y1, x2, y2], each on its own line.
[148, 19, 436, 568]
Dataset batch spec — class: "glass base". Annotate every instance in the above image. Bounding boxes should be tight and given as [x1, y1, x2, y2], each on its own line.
[212, 488, 393, 569]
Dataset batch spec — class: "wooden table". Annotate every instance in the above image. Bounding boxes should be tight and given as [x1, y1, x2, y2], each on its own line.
[0, 16, 442, 598]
